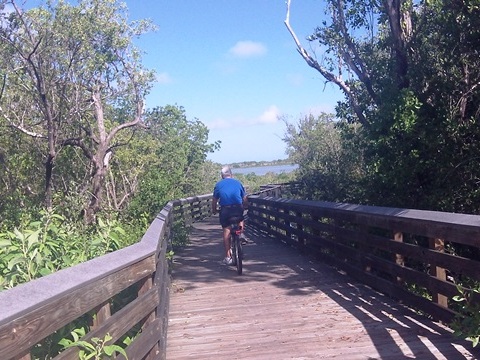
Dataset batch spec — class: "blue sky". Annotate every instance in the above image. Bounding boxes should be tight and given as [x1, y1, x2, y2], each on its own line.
[125, 0, 343, 164]
[23, 0, 343, 164]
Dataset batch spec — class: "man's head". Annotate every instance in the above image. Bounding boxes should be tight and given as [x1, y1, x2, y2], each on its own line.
[221, 166, 232, 178]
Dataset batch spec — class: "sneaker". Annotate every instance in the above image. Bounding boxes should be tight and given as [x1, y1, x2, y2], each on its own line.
[222, 257, 233, 265]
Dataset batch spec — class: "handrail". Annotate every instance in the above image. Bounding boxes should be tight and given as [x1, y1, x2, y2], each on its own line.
[0, 194, 213, 360]
[247, 195, 480, 324]
[4, 186, 480, 358]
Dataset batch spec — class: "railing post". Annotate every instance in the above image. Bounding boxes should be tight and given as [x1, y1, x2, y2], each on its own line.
[139, 276, 155, 323]
[359, 223, 370, 272]
[429, 237, 448, 308]
[393, 231, 404, 283]
[311, 213, 321, 254]
[295, 210, 306, 251]
[92, 301, 112, 330]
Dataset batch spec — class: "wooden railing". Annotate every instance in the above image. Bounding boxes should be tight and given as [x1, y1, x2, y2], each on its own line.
[3, 184, 480, 359]
[0, 194, 212, 360]
[247, 194, 480, 324]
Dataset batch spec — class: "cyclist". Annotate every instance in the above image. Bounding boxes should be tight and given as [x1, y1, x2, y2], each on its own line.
[211, 166, 248, 265]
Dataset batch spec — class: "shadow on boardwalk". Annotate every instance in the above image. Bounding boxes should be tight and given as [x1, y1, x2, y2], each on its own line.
[167, 216, 480, 360]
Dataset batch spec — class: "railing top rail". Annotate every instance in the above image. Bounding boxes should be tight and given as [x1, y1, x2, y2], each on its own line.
[0, 201, 171, 326]
[172, 194, 212, 206]
[0, 242, 153, 324]
[249, 196, 480, 230]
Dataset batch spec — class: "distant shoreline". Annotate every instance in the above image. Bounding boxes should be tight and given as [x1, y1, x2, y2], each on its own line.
[232, 164, 298, 176]
[228, 159, 293, 169]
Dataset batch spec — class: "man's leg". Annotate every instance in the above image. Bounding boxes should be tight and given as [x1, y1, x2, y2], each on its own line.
[238, 220, 247, 242]
[223, 226, 231, 258]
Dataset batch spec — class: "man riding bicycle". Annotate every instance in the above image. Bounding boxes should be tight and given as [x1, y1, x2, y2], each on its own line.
[211, 166, 248, 265]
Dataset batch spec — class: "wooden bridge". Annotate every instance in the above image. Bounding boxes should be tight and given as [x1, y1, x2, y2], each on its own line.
[2, 185, 480, 359]
[167, 216, 478, 359]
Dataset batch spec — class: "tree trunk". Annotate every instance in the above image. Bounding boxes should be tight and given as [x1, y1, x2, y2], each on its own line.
[44, 153, 54, 210]
[85, 152, 107, 224]
[383, 0, 412, 89]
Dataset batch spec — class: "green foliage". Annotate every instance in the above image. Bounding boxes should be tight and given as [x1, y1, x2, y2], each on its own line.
[171, 221, 191, 248]
[0, 211, 127, 290]
[123, 105, 219, 223]
[282, 113, 365, 203]
[286, 0, 480, 213]
[0, 211, 75, 289]
[0, 0, 156, 218]
[451, 285, 480, 347]
[59, 328, 128, 360]
[235, 170, 296, 195]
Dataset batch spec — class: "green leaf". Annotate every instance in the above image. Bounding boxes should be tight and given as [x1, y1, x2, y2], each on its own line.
[472, 336, 479, 348]
[7, 256, 25, 270]
[58, 338, 73, 347]
[0, 239, 12, 248]
[26, 230, 40, 248]
[105, 344, 127, 357]
[13, 228, 24, 241]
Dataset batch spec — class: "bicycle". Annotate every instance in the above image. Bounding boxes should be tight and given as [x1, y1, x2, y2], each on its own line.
[228, 216, 244, 275]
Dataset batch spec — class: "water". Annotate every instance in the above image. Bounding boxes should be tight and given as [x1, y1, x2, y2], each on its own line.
[232, 164, 298, 176]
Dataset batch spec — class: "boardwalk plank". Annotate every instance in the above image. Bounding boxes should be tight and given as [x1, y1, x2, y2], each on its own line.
[167, 217, 479, 359]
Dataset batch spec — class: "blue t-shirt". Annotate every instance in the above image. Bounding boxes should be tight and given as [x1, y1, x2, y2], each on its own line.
[213, 178, 245, 206]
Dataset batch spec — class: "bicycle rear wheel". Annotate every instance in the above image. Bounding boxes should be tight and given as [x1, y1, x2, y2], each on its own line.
[233, 235, 242, 275]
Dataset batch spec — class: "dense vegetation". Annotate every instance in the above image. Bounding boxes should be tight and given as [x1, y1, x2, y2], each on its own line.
[0, 0, 224, 290]
[284, 0, 480, 214]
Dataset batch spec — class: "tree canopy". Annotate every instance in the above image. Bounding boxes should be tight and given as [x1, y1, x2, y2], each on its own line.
[0, 0, 156, 223]
[285, 0, 480, 213]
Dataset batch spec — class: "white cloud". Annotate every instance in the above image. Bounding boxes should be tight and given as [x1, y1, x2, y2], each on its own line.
[207, 105, 281, 131]
[157, 72, 173, 84]
[228, 41, 267, 58]
[258, 105, 280, 124]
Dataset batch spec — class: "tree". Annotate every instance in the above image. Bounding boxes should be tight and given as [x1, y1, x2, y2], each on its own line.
[285, 0, 413, 126]
[124, 105, 220, 221]
[0, 0, 155, 222]
[283, 113, 365, 203]
[285, 0, 480, 212]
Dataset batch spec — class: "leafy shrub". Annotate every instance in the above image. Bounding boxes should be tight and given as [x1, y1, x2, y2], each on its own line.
[0, 210, 128, 290]
[451, 285, 480, 347]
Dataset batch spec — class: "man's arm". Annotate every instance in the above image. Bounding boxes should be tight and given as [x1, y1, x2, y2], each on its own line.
[242, 195, 248, 209]
[212, 197, 218, 215]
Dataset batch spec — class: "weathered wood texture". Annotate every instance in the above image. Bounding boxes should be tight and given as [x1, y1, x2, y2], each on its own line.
[0, 195, 213, 360]
[167, 216, 480, 359]
[247, 195, 480, 324]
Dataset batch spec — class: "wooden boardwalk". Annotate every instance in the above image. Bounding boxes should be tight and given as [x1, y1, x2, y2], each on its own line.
[166, 216, 480, 359]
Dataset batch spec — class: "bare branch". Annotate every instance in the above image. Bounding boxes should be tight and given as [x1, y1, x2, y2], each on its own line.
[61, 137, 93, 160]
[334, 0, 378, 103]
[284, 0, 368, 126]
[7, 122, 46, 138]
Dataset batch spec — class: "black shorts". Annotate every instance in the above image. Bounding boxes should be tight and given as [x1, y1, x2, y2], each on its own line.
[219, 204, 244, 228]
